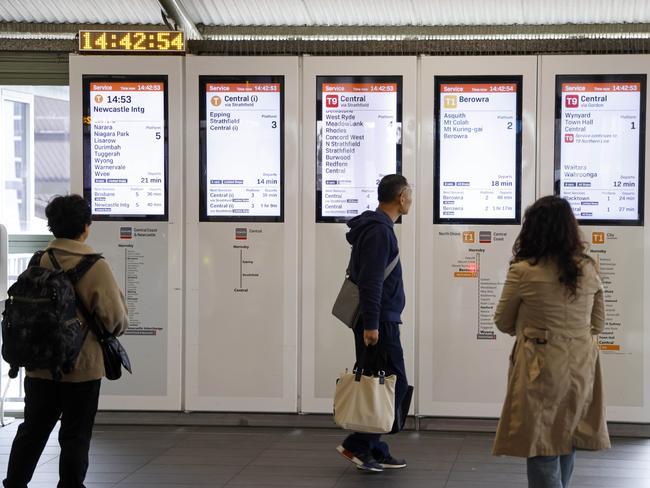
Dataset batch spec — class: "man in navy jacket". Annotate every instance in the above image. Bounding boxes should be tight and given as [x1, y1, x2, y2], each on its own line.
[336, 174, 412, 472]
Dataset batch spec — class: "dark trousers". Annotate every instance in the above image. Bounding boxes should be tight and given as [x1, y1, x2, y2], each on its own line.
[342, 321, 408, 458]
[4, 377, 101, 488]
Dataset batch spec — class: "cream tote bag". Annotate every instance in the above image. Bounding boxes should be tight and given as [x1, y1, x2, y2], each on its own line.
[334, 371, 396, 434]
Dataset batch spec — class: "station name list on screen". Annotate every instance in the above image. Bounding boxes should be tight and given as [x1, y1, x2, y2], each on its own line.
[559, 81, 642, 221]
[90, 82, 165, 216]
[438, 82, 518, 220]
[205, 83, 281, 217]
[321, 82, 398, 218]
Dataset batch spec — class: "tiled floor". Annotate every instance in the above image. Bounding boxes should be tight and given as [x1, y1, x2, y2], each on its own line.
[0, 423, 648, 487]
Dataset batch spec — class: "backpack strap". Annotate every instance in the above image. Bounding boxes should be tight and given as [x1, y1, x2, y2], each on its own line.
[28, 251, 46, 268]
[46, 249, 107, 339]
[383, 253, 400, 280]
[67, 254, 103, 285]
[46, 249, 103, 284]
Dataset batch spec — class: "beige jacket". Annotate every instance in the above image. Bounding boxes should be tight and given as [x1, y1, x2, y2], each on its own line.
[28, 238, 129, 382]
[492, 257, 610, 458]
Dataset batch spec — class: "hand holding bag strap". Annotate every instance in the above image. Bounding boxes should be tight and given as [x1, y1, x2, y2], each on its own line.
[354, 345, 387, 380]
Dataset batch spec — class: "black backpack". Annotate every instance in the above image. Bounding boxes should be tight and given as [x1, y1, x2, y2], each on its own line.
[1, 249, 102, 381]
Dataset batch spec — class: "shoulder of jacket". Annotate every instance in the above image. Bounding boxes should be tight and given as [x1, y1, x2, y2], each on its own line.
[510, 260, 531, 271]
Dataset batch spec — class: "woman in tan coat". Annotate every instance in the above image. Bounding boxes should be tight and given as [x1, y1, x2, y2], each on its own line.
[492, 196, 610, 488]
[4, 195, 128, 488]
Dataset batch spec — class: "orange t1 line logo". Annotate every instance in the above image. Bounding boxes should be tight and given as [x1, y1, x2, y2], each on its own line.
[444, 95, 457, 109]
[462, 231, 475, 243]
[592, 232, 605, 244]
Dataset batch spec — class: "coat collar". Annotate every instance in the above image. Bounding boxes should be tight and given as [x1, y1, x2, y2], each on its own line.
[47, 238, 97, 255]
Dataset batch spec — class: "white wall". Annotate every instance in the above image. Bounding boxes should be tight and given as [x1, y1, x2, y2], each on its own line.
[64, 54, 650, 421]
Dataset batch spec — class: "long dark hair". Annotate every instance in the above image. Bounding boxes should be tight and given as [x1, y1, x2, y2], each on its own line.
[512, 196, 588, 297]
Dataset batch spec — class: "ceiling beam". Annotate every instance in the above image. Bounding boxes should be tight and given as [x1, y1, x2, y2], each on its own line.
[157, 0, 202, 40]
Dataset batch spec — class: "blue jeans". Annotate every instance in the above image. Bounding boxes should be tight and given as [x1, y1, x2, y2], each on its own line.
[342, 321, 408, 459]
[527, 450, 576, 488]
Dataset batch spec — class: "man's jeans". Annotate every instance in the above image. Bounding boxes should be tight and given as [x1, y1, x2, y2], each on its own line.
[527, 450, 576, 488]
[342, 321, 408, 459]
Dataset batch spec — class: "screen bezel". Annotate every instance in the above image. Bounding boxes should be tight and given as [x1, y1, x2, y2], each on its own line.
[554, 73, 647, 226]
[198, 75, 285, 223]
[315, 75, 403, 224]
[434, 75, 523, 225]
[82, 74, 170, 221]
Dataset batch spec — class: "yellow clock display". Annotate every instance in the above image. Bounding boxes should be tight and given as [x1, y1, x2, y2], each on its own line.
[79, 31, 185, 53]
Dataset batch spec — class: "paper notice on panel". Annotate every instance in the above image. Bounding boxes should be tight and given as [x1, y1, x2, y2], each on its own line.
[89, 82, 165, 216]
[320, 82, 399, 218]
[438, 83, 518, 220]
[559, 81, 642, 221]
[205, 83, 281, 217]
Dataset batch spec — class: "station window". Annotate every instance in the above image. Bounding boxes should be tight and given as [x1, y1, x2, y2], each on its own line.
[0, 86, 70, 235]
[0, 86, 69, 411]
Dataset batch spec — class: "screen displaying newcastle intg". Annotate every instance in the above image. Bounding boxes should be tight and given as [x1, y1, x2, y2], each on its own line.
[83, 75, 168, 220]
[555, 75, 646, 225]
[435, 76, 522, 224]
[199, 76, 284, 222]
[316, 76, 402, 223]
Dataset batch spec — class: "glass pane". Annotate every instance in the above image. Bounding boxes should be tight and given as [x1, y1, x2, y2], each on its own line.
[33, 89, 70, 230]
[1, 86, 70, 234]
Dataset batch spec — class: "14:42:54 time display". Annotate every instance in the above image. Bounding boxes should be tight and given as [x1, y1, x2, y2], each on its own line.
[79, 31, 185, 53]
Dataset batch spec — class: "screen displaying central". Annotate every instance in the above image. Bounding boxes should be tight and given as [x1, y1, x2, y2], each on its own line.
[316, 76, 403, 223]
[199, 75, 284, 222]
[554, 74, 646, 225]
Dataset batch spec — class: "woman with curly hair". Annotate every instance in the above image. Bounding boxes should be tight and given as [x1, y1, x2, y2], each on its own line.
[492, 195, 610, 488]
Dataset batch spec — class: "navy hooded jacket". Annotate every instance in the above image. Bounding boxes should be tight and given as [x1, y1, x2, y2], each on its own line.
[346, 209, 405, 330]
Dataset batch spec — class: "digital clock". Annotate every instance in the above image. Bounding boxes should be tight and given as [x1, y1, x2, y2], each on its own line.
[79, 31, 185, 53]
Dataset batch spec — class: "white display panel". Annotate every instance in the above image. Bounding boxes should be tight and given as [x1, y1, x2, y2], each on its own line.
[83, 77, 168, 220]
[555, 75, 646, 224]
[302, 58, 416, 414]
[316, 77, 402, 222]
[418, 56, 537, 418]
[539, 55, 650, 423]
[200, 77, 283, 221]
[186, 57, 299, 412]
[435, 77, 522, 223]
[71, 55, 182, 410]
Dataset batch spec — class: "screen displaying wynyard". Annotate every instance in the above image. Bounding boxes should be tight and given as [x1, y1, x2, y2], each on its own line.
[555, 75, 646, 224]
[435, 76, 522, 224]
[83, 76, 168, 220]
[199, 76, 284, 222]
[316, 76, 402, 222]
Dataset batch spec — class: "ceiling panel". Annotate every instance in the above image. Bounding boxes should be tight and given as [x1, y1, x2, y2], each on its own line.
[0, 0, 648, 27]
[0, 0, 164, 25]
[185, 0, 650, 26]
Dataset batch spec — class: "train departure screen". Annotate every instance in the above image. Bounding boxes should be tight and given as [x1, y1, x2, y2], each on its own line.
[435, 76, 522, 224]
[555, 75, 646, 225]
[83, 75, 168, 220]
[199, 76, 284, 222]
[316, 76, 402, 223]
